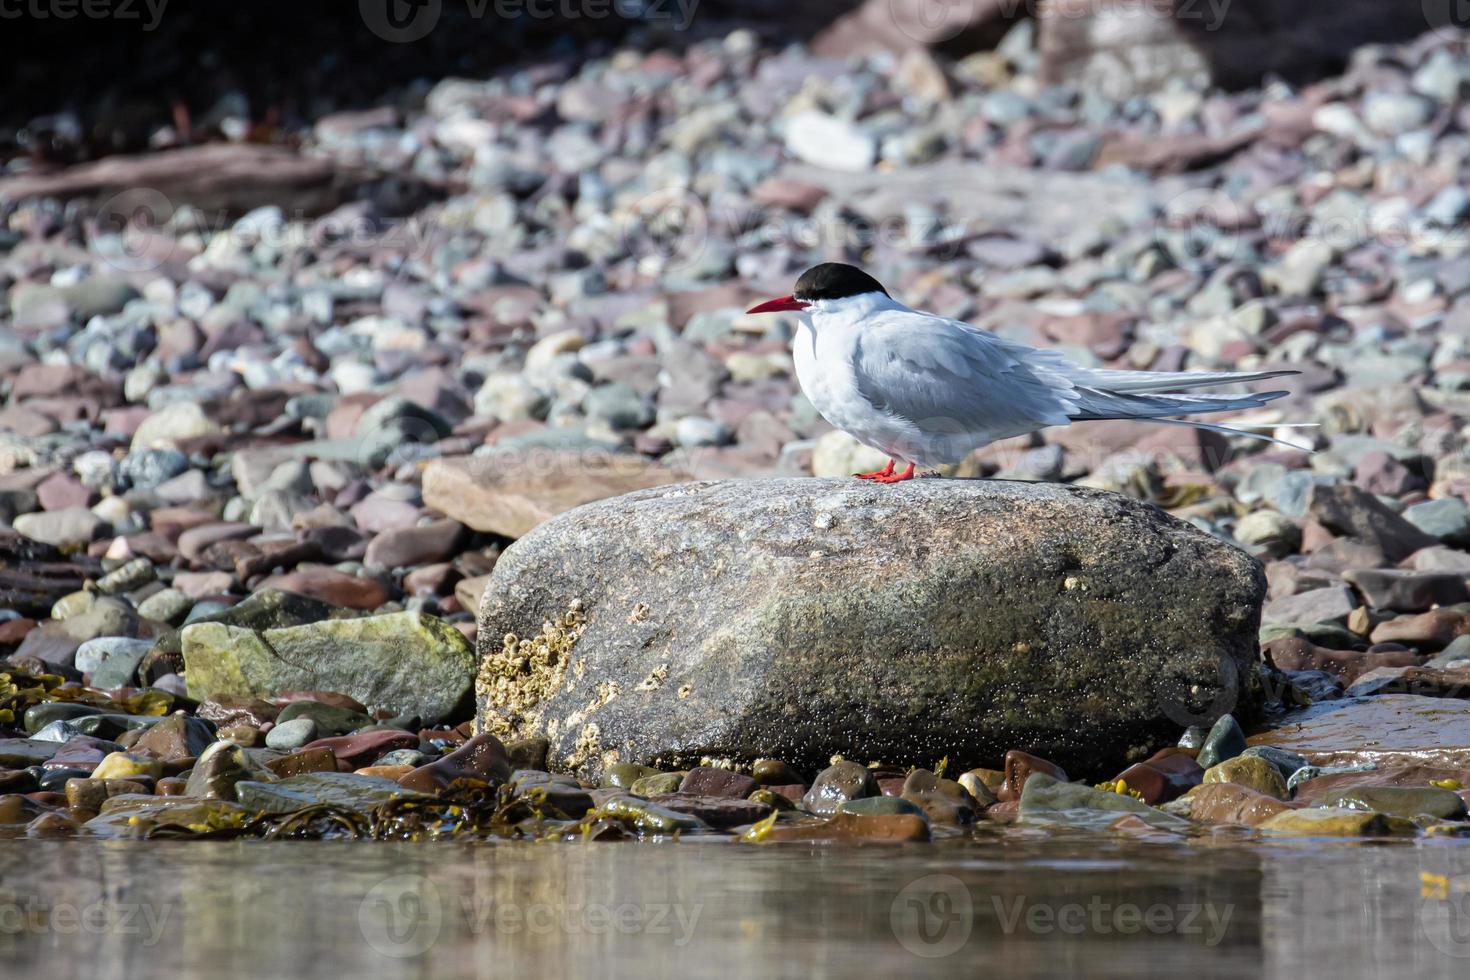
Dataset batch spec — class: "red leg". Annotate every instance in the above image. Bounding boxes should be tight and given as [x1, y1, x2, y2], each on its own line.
[854, 459, 896, 481]
[871, 462, 917, 484]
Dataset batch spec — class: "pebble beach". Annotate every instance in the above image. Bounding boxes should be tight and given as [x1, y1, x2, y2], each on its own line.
[2, 5, 1470, 886]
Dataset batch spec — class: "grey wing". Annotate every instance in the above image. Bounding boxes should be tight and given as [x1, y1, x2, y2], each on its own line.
[851, 313, 1080, 452]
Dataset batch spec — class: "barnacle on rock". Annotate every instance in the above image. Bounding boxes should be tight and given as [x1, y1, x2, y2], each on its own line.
[475, 601, 585, 739]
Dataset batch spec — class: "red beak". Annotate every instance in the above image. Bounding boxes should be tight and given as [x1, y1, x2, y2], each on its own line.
[746, 295, 809, 315]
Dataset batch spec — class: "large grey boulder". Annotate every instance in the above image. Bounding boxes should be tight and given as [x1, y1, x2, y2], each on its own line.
[474, 479, 1266, 778]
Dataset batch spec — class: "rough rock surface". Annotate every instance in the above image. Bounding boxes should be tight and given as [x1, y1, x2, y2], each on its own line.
[182, 611, 475, 724]
[475, 479, 1265, 778]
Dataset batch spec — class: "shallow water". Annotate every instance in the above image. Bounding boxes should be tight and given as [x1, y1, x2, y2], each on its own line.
[3, 832, 1470, 979]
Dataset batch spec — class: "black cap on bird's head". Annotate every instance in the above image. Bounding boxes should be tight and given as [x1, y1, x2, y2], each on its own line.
[745, 263, 889, 314]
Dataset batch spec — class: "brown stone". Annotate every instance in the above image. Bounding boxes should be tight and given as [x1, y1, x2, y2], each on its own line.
[397, 733, 511, 793]
[422, 453, 691, 539]
[759, 810, 930, 843]
[998, 750, 1068, 803]
[301, 731, 418, 769]
[1186, 782, 1295, 826]
[648, 794, 771, 828]
[677, 767, 758, 799]
[197, 694, 280, 729]
[1114, 751, 1204, 805]
[255, 566, 389, 610]
[264, 747, 339, 778]
[1371, 610, 1470, 650]
[1264, 636, 1421, 684]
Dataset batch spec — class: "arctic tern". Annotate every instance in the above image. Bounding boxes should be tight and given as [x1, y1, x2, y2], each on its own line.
[747, 262, 1299, 483]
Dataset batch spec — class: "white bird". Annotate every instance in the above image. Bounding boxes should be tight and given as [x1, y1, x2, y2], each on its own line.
[747, 263, 1301, 484]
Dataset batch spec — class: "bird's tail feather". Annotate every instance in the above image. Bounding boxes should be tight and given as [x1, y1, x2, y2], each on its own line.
[1069, 387, 1290, 421]
[1071, 367, 1299, 394]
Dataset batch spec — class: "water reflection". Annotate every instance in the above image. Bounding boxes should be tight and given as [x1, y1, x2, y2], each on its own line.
[2, 834, 1469, 978]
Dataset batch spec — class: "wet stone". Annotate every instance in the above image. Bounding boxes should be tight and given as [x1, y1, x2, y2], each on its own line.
[802, 762, 879, 816]
[1196, 715, 1248, 769]
[274, 701, 371, 736]
[591, 796, 708, 835]
[648, 793, 772, 828]
[396, 734, 511, 794]
[1203, 755, 1288, 800]
[999, 751, 1068, 803]
[304, 730, 419, 769]
[1315, 786, 1468, 820]
[1184, 783, 1295, 826]
[752, 759, 806, 786]
[837, 795, 928, 819]
[264, 747, 339, 779]
[1019, 773, 1190, 831]
[184, 741, 267, 801]
[1259, 807, 1418, 837]
[265, 718, 319, 751]
[131, 714, 216, 762]
[236, 771, 428, 815]
[629, 772, 684, 797]
[678, 766, 758, 799]
[601, 762, 656, 789]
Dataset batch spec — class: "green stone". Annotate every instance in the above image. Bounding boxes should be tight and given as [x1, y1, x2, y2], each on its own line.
[748, 789, 796, 811]
[592, 796, 707, 834]
[1018, 773, 1190, 831]
[236, 772, 428, 815]
[23, 702, 105, 734]
[629, 772, 684, 797]
[602, 762, 657, 789]
[182, 611, 475, 725]
[0, 737, 59, 768]
[1260, 807, 1419, 836]
[274, 701, 371, 735]
[1240, 746, 1308, 783]
[184, 741, 270, 801]
[1196, 715, 1247, 769]
[1203, 755, 1288, 800]
[83, 797, 248, 838]
[1318, 786, 1467, 821]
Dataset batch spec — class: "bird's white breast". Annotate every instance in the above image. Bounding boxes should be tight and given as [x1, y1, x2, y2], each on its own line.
[792, 303, 921, 461]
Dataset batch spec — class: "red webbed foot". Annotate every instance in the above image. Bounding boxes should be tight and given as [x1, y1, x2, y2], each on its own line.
[870, 463, 917, 484]
[854, 460, 896, 481]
